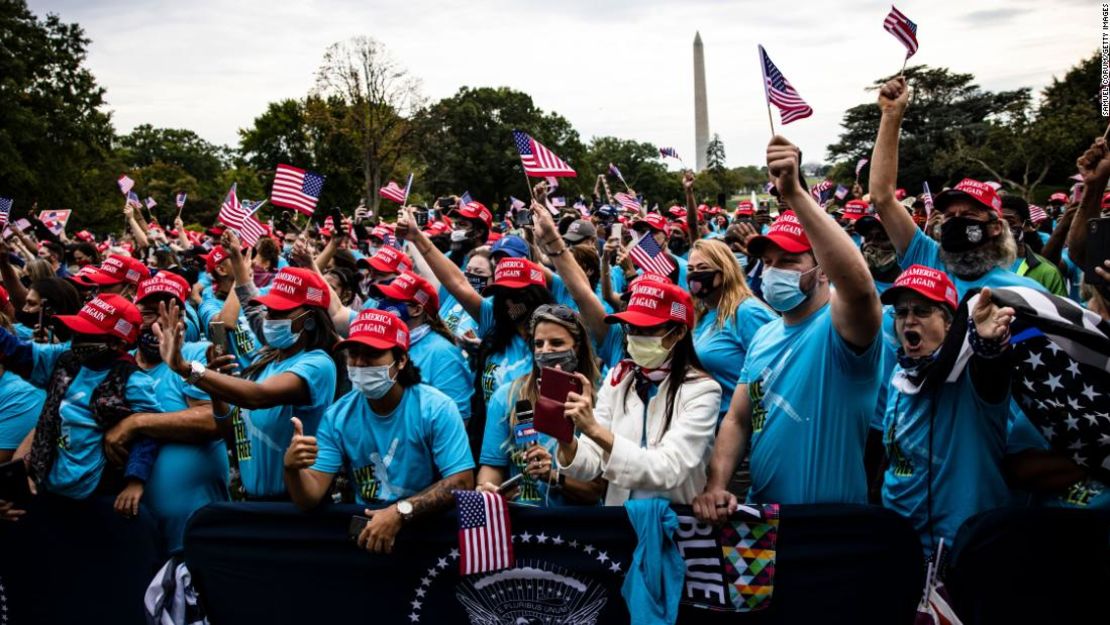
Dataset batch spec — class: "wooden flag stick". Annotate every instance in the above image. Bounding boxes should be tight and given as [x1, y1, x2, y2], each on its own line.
[899, 55, 909, 78]
[766, 103, 777, 137]
[522, 167, 535, 202]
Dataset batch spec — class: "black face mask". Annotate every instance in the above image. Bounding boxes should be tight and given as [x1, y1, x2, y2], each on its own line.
[1025, 230, 1044, 254]
[667, 238, 689, 256]
[535, 349, 578, 373]
[1010, 226, 1024, 245]
[465, 272, 488, 293]
[940, 216, 990, 252]
[687, 270, 720, 299]
[431, 236, 451, 254]
[71, 341, 113, 365]
[137, 330, 162, 362]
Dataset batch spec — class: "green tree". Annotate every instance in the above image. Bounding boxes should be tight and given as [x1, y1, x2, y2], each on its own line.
[706, 134, 726, 171]
[582, 137, 678, 208]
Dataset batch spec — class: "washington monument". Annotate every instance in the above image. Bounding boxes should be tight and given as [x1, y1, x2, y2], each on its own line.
[693, 31, 709, 172]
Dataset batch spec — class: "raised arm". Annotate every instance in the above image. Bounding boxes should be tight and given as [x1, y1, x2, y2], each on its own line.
[397, 206, 483, 320]
[769, 135, 881, 348]
[530, 202, 610, 343]
[869, 77, 918, 256]
[683, 171, 699, 236]
[124, 204, 150, 249]
[1067, 138, 1110, 266]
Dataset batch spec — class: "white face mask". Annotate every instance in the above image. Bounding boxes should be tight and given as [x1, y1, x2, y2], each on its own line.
[348, 364, 397, 400]
[626, 331, 673, 369]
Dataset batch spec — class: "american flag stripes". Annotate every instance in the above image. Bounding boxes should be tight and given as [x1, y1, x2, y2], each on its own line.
[856, 158, 869, 179]
[218, 183, 266, 247]
[378, 181, 407, 204]
[1028, 204, 1049, 224]
[659, 147, 680, 160]
[175, 193, 187, 209]
[126, 191, 142, 209]
[550, 196, 566, 208]
[144, 196, 157, 209]
[608, 163, 626, 184]
[758, 45, 813, 125]
[271, 164, 325, 216]
[510, 196, 526, 211]
[628, 232, 676, 276]
[811, 180, 834, 202]
[454, 490, 514, 576]
[614, 192, 642, 213]
[883, 6, 919, 59]
[0, 197, 12, 227]
[922, 181, 934, 215]
[118, 175, 135, 195]
[460, 190, 473, 206]
[834, 185, 849, 200]
[512, 130, 576, 177]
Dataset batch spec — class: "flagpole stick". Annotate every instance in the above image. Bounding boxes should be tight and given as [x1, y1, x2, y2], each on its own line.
[899, 55, 908, 79]
[1102, 118, 1110, 140]
[522, 167, 535, 202]
[766, 103, 777, 137]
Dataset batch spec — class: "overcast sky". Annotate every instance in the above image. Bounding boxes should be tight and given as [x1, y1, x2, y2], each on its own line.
[28, 0, 1097, 168]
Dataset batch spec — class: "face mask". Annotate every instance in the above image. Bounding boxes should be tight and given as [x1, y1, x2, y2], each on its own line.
[262, 318, 301, 349]
[506, 300, 529, 322]
[862, 243, 898, 273]
[687, 270, 720, 299]
[432, 236, 451, 254]
[71, 341, 112, 364]
[535, 349, 578, 373]
[734, 252, 748, 269]
[253, 271, 274, 289]
[283, 243, 294, 254]
[465, 272, 488, 292]
[940, 216, 989, 252]
[667, 238, 689, 256]
[761, 266, 817, 312]
[1010, 226, 1024, 244]
[137, 330, 162, 361]
[348, 364, 397, 400]
[626, 333, 673, 369]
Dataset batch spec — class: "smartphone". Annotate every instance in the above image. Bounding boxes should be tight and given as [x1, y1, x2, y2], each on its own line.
[348, 514, 369, 541]
[0, 459, 31, 503]
[515, 208, 533, 227]
[414, 210, 429, 227]
[1085, 217, 1110, 287]
[498, 473, 524, 493]
[535, 367, 583, 444]
[437, 197, 455, 210]
[611, 222, 622, 242]
[209, 320, 229, 356]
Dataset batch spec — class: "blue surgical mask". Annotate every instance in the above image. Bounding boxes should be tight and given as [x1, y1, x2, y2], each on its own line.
[282, 243, 294, 254]
[734, 252, 748, 270]
[348, 364, 397, 400]
[262, 318, 301, 349]
[761, 266, 818, 312]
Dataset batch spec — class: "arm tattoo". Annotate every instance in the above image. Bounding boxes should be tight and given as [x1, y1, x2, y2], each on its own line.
[409, 471, 473, 517]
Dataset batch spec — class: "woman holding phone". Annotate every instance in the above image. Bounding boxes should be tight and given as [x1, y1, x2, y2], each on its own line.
[555, 281, 721, 505]
[475, 305, 605, 506]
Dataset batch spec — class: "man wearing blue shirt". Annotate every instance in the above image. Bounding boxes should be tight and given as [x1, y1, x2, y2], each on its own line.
[694, 135, 884, 520]
[284, 309, 473, 554]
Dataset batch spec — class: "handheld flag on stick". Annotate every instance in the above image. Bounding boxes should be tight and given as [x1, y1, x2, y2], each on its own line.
[614, 192, 642, 214]
[271, 164, 325, 216]
[834, 185, 849, 201]
[628, 231, 676, 276]
[883, 5, 919, 74]
[855, 158, 869, 181]
[402, 173, 414, 205]
[118, 175, 135, 195]
[144, 196, 157, 209]
[38, 210, 71, 235]
[0, 197, 12, 227]
[608, 163, 630, 191]
[512, 130, 576, 178]
[379, 181, 408, 204]
[175, 193, 187, 209]
[922, 181, 934, 215]
[758, 45, 813, 130]
[218, 183, 267, 247]
[126, 191, 142, 209]
[509, 196, 526, 211]
[460, 190, 473, 206]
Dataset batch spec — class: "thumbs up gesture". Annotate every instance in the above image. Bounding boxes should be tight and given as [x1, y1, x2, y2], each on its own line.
[283, 417, 318, 470]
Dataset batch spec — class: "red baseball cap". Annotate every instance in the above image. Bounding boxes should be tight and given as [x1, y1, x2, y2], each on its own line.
[735, 200, 755, 216]
[75, 230, 94, 242]
[249, 267, 330, 311]
[1102, 192, 1110, 209]
[632, 213, 668, 233]
[933, 179, 1002, 217]
[842, 199, 869, 220]
[747, 211, 812, 256]
[1049, 192, 1068, 203]
[629, 272, 674, 289]
[880, 264, 958, 312]
[370, 271, 439, 311]
[423, 221, 451, 237]
[85, 254, 151, 286]
[54, 294, 142, 343]
[456, 201, 493, 228]
[335, 309, 410, 352]
[668, 206, 687, 219]
[605, 281, 694, 329]
[366, 246, 413, 275]
[667, 221, 689, 236]
[136, 272, 190, 305]
[483, 258, 545, 295]
[370, 225, 394, 241]
[205, 246, 229, 273]
[69, 265, 101, 287]
[486, 231, 504, 244]
[895, 188, 907, 201]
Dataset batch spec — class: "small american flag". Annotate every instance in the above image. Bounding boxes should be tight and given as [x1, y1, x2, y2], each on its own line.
[883, 6, 919, 59]
[758, 45, 813, 124]
[544, 176, 558, 192]
[629, 232, 676, 276]
[175, 192, 187, 209]
[218, 183, 265, 247]
[669, 301, 688, 322]
[923, 181, 934, 215]
[454, 490, 514, 576]
[126, 191, 142, 209]
[0, 197, 12, 227]
[460, 191, 473, 206]
[271, 164, 325, 216]
[1028, 204, 1049, 224]
[659, 147, 680, 160]
[608, 163, 626, 185]
[144, 196, 157, 209]
[510, 196, 526, 211]
[513, 130, 576, 177]
[378, 181, 406, 204]
[614, 192, 642, 213]
[118, 175, 135, 195]
[856, 158, 869, 179]
[834, 184, 849, 200]
[550, 196, 566, 208]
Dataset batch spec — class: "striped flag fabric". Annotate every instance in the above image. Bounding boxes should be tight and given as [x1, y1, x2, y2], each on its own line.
[454, 490, 514, 576]
[811, 180, 834, 202]
[614, 192, 642, 213]
[856, 158, 869, 180]
[118, 175, 135, 195]
[271, 164, 325, 216]
[145, 196, 157, 209]
[378, 180, 407, 204]
[659, 147, 680, 160]
[883, 5, 920, 59]
[1028, 204, 1049, 224]
[126, 191, 142, 209]
[460, 191, 473, 206]
[758, 45, 813, 124]
[510, 196, 526, 211]
[0, 197, 12, 227]
[218, 183, 266, 247]
[512, 130, 576, 177]
[38, 209, 71, 234]
[628, 232, 676, 276]
[544, 176, 559, 192]
[550, 196, 566, 208]
[175, 193, 187, 209]
[608, 163, 626, 184]
[922, 181, 934, 215]
[834, 184, 849, 200]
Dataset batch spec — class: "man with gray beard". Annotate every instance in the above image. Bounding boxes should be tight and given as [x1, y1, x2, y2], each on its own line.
[868, 76, 1046, 299]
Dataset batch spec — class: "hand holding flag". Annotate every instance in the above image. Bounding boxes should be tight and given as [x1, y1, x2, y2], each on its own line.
[883, 6, 919, 66]
[758, 45, 813, 130]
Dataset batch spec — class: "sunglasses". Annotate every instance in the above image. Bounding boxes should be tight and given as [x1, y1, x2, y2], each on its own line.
[533, 304, 578, 322]
[893, 304, 941, 319]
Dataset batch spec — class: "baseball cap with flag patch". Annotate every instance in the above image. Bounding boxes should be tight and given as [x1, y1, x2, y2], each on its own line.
[335, 309, 410, 352]
[85, 254, 151, 286]
[605, 281, 694, 329]
[369, 271, 439, 311]
[483, 258, 545, 295]
[249, 267, 330, 311]
[136, 272, 190, 305]
[880, 264, 958, 312]
[455, 201, 494, 228]
[54, 294, 142, 343]
[933, 178, 1003, 217]
[747, 211, 812, 257]
[365, 246, 413, 275]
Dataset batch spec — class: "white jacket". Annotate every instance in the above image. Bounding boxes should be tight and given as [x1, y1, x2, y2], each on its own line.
[559, 366, 721, 506]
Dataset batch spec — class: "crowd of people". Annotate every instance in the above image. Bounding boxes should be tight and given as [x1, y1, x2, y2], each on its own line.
[1, 76, 1108, 593]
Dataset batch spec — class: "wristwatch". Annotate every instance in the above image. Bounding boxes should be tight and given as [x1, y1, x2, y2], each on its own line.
[185, 360, 207, 385]
[396, 499, 414, 522]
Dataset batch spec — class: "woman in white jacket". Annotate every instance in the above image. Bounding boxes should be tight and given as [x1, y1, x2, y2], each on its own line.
[556, 277, 721, 505]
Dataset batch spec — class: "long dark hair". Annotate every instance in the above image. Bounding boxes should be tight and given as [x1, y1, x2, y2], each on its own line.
[622, 322, 707, 443]
[31, 278, 82, 316]
[243, 306, 339, 380]
[486, 284, 553, 357]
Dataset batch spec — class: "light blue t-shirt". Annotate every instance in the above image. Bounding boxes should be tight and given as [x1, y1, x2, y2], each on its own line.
[312, 384, 473, 504]
[740, 303, 882, 504]
[234, 349, 337, 498]
[881, 366, 1010, 555]
[0, 369, 45, 449]
[438, 288, 479, 339]
[899, 229, 1047, 297]
[694, 299, 777, 420]
[409, 327, 473, 421]
[197, 287, 263, 369]
[478, 297, 533, 402]
[143, 341, 229, 553]
[31, 343, 161, 499]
